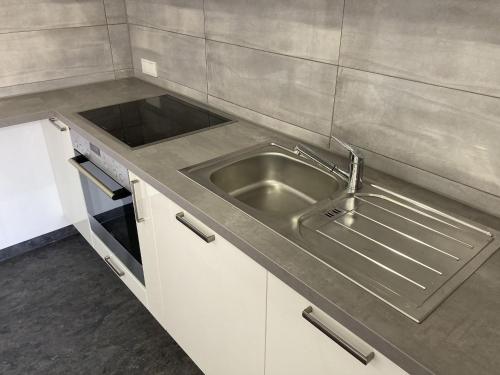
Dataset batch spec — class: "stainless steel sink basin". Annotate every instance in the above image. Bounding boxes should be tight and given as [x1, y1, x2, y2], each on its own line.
[209, 151, 342, 215]
[182, 142, 500, 322]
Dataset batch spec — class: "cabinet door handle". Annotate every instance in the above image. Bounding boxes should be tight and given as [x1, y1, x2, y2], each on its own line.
[130, 179, 145, 223]
[302, 306, 374, 365]
[49, 117, 67, 132]
[176, 212, 215, 243]
[104, 256, 125, 277]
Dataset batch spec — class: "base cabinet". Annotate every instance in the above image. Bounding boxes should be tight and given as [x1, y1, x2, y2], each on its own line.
[149, 191, 267, 375]
[42, 118, 91, 243]
[116, 173, 407, 375]
[265, 274, 407, 375]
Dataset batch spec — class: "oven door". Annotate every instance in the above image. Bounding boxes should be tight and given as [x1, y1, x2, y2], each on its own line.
[69, 153, 144, 284]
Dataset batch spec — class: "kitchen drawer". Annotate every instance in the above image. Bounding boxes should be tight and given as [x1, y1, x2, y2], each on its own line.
[265, 274, 407, 375]
[91, 232, 147, 306]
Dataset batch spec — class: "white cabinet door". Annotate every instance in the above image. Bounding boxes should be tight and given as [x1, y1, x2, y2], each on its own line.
[265, 274, 407, 375]
[128, 172, 164, 322]
[0, 121, 68, 249]
[150, 191, 267, 375]
[42, 118, 91, 244]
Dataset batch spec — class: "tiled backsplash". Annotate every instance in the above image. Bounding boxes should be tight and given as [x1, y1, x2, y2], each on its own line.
[0, 0, 132, 98]
[2, 1, 498, 215]
[126, 0, 500, 215]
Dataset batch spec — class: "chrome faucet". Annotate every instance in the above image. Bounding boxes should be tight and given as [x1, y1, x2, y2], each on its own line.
[294, 137, 364, 194]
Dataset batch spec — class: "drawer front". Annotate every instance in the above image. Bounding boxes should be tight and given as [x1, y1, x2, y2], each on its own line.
[265, 274, 407, 375]
[92, 232, 147, 306]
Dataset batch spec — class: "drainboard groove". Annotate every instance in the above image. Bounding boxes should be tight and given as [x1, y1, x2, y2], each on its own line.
[335, 220, 444, 275]
[364, 189, 462, 229]
[351, 210, 460, 261]
[356, 197, 474, 249]
[317, 229, 428, 290]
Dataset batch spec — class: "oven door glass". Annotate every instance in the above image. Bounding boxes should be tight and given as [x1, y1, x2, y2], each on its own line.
[70, 153, 144, 284]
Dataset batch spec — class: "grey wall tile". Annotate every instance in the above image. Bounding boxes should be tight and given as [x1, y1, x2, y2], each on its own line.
[0, 71, 115, 99]
[136, 73, 208, 103]
[340, 0, 500, 97]
[129, 25, 207, 92]
[208, 95, 330, 148]
[347, 145, 500, 218]
[114, 69, 134, 79]
[207, 41, 337, 136]
[0, 0, 106, 33]
[0, 26, 113, 88]
[104, 0, 128, 24]
[333, 68, 500, 196]
[126, 0, 205, 38]
[205, 0, 343, 63]
[109, 24, 133, 70]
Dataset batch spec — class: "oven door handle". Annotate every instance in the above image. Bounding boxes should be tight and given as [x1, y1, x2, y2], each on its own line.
[68, 155, 130, 200]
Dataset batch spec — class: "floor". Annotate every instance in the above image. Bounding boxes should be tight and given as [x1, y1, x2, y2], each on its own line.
[0, 234, 203, 375]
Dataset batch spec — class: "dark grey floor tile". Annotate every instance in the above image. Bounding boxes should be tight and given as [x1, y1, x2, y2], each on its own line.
[0, 234, 202, 375]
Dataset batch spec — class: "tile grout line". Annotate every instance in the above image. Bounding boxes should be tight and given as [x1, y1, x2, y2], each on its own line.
[101, 0, 118, 79]
[128, 23, 337, 66]
[202, 0, 209, 102]
[329, 0, 348, 148]
[0, 70, 116, 95]
[207, 93, 331, 139]
[128, 22, 205, 40]
[355, 144, 500, 199]
[128, 23, 500, 102]
[209, 90, 500, 200]
[0, 23, 109, 35]
[123, 0, 134, 75]
[340, 64, 500, 101]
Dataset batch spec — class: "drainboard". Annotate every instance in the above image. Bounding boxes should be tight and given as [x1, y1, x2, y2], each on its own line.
[181, 142, 500, 322]
[298, 186, 497, 322]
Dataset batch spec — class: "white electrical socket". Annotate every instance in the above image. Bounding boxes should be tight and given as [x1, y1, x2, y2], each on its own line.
[141, 58, 158, 77]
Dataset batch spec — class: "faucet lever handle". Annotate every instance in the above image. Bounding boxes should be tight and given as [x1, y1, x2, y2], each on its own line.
[331, 136, 363, 159]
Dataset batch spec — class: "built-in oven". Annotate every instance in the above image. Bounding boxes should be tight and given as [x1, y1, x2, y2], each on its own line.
[69, 132, 144, 284]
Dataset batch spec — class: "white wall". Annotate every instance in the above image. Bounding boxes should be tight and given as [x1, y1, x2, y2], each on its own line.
[0, 121, 69, 250]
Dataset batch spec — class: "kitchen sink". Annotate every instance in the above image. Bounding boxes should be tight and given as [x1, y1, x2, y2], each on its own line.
[182, 142, 500, 322]
[209, 151, 342, 215]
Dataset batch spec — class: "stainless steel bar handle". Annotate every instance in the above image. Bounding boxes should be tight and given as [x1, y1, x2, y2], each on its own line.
[49, 117, 67, 132]
[68, 157, 115, 199]
[176, 212, 215, 243]
[130, 179, 145, 223]
[302, 306, 374, 365]
[104, 256, 125, 277]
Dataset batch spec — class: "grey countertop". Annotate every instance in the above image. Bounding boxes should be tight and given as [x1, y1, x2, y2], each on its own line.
[2, 78, 500, 375]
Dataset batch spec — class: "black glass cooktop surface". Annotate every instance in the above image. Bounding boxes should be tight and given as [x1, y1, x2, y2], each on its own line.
[78, 93, 232, 148]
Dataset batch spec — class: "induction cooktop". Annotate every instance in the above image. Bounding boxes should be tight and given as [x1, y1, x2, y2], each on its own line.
[78, 93, 232, 148]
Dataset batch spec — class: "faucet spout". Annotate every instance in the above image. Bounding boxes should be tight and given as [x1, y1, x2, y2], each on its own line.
[294, 138, 364, 194]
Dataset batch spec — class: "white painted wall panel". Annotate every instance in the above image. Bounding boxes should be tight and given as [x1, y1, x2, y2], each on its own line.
[0, 121, 68, 249]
